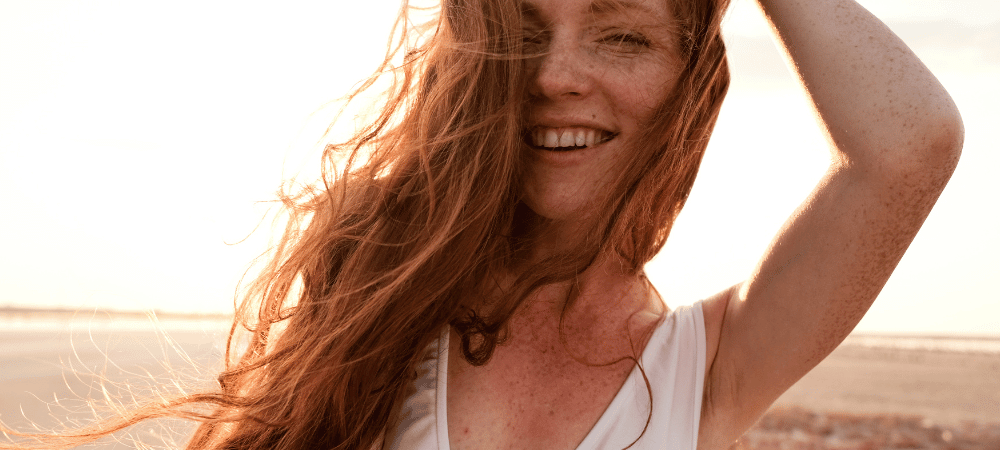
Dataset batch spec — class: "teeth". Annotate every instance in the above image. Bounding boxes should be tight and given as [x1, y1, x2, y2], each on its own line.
[530, 127, 612, 149]
[544, 129, 558, 147]
[559, 131, 574, 147]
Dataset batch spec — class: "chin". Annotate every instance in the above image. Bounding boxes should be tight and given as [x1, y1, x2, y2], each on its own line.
[522, 199, 574, 222]
[520, 185, 597, 223]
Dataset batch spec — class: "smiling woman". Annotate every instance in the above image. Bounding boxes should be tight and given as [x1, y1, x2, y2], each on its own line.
[0, 0, 962, 449]
[519, 0, 685, 224]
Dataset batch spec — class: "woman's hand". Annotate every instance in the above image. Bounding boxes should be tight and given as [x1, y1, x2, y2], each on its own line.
[697, 0, 964, 448]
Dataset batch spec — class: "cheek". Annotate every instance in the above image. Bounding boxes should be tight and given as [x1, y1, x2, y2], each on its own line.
[611, 69, 678, 125]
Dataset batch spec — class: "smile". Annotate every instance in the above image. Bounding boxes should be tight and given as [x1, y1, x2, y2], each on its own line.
[528, 127, 617, 151]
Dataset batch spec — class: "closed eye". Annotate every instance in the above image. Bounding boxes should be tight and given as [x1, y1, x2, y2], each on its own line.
[599, 31, 651, 53]
[521, 28, 548, 53]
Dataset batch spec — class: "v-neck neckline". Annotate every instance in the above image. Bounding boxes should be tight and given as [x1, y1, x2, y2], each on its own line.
[435, 313, 672, 450]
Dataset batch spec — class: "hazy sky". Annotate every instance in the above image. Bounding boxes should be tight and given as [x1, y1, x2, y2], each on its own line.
[1, 0, 997, 336]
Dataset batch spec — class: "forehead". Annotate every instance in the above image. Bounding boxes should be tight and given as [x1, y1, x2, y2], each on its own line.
[522, 0, 672, 24]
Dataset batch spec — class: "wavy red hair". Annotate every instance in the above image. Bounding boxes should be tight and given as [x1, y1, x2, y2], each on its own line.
[1, 0, 729, 448]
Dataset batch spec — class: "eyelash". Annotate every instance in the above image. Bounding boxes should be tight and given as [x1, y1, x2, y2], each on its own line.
[522, 30, 545, 46]
[519, 30, 652, 54]
[600, 32, 651, 51]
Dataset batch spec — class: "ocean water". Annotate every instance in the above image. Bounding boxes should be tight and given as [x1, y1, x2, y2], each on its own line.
[0, 314, 232, 333]
[842, 334, 1000, 355]
[3, 314, 997, 355]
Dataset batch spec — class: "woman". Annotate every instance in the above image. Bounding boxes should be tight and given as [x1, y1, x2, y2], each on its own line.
[5, 0, 961, 448]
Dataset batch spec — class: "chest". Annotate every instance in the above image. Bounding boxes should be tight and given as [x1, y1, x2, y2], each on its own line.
[444, 326, 645, 450]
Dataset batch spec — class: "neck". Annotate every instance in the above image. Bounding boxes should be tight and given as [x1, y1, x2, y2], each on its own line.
[512, 204, 601, 264]
[499, 246, 656, 325]
[503, 253, 664, 359]
[485, 204, 662, 332]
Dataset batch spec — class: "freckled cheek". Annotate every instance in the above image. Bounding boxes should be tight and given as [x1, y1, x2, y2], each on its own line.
[611, 69, 675, 113]
[611, 86, 670, 127]
[643, 78, 678, 116]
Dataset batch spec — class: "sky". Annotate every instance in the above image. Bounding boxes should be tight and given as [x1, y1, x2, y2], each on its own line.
[0, 0, 997, 336]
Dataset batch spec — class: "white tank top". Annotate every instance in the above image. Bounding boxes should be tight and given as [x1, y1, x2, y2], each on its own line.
[384, 301, 706, 450]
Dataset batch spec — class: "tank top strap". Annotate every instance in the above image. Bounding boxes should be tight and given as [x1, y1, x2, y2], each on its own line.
[385, 301, 707, 450]
[383, 327, 450, 450]
[574, 300, 707, 449]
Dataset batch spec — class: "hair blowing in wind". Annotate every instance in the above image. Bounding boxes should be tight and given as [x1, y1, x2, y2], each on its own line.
[0, 0, 730, 448]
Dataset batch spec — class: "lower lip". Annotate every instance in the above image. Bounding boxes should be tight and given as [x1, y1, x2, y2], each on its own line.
[528, 138, 613, 167]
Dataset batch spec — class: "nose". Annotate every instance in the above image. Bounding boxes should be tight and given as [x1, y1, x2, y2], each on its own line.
[528, 39, 593, 101]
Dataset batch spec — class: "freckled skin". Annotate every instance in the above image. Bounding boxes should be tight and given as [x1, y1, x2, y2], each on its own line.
[448, 276, 664, 450]
[520, 0, 681, 224]
[444, 2, 682, 446]
[698, 0, 962, 448]
[445, 0, 963, 449]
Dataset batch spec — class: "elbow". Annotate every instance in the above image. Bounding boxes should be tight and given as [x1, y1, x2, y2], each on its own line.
[880, 99, 965, 180]
[916, 91, 965, 173]
[924, 101, 964, 173]
[899, 70, 967, 175]
[838, 94, 965, 180]
[872, 107, 965, 200]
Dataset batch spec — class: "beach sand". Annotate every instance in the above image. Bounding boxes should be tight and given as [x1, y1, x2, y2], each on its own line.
[1, 325, 998, 449]
[0, 325, 226, 449]
[738, 344, 1000, 449]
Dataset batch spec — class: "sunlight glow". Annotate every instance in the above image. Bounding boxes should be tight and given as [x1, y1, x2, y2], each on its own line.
[0, 0, 996, 336]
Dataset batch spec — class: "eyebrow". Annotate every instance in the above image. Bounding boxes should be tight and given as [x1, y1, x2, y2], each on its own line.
[588, 0, 657, 17]
[521, 2, 542, 24]
[521, 0, 659, 24]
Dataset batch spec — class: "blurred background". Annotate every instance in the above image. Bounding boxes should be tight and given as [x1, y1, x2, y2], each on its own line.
[1, 0, 997, 336]
[1, 0, 998, 447]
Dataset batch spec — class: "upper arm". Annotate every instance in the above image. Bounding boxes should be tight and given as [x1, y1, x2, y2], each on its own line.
[691, 1, 965, 447]
[697, 149, 961, 447]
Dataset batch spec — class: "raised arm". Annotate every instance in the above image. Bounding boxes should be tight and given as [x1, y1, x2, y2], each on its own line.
[698, 0, 963, 447]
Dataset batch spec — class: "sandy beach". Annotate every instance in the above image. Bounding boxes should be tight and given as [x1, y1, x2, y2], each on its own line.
[739, 343, 1000, 449]
[0, 317, 229, 449]
[1, 317, 998, 449]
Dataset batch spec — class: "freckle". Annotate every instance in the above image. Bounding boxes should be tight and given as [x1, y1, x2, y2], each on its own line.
[463, 427, 470, 435]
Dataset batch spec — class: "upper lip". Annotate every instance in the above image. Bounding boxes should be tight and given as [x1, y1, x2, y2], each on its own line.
[526, 115, 616, 134]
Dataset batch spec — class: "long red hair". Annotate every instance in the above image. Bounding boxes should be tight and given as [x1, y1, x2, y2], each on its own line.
[2, 0, 729, 448]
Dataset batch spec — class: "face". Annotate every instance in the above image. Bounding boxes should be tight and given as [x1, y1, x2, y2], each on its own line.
[520, 0, 682, 222]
